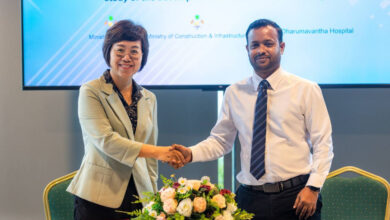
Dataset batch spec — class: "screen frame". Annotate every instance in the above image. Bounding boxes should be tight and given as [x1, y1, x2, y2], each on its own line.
[21, 0, 390, 91]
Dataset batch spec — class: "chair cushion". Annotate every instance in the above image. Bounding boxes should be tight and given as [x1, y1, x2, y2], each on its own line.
[322, 176, 387, 220]
[47, 178, 74, 220]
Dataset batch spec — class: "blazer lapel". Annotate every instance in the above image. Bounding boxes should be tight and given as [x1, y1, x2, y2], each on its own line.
[134, 89, 148, 141]
[100, 76, 135, 140]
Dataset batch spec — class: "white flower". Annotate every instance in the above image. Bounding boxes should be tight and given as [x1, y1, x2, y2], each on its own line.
[185, 183, 193, 191]
[176, 198, 193, 217]
[222, 210, 234, 220]
[201, 176, 210, 184]
[143, 201, 154, 213]
[226, 203, 237, 213]
[160, 187, 176, 202]
[200, 176, 215, 188]
[178, 187, 188, 194]
[178, 177, 187, 185]
[149, 210, 158, 217]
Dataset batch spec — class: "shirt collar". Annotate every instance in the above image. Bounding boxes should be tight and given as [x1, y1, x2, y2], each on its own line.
[103, 70, 143, 101]
[251, 67, 283, 92]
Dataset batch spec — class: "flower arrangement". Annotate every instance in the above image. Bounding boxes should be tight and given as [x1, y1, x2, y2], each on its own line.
[125, 175, 253, 220]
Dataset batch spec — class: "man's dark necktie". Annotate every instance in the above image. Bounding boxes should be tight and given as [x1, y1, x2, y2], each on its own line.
[250, 80, 270, 180]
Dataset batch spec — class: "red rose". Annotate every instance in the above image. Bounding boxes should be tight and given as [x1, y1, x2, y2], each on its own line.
[199, 185, 211, 192]
[172, 182, 181, 189]
[219, 189, 231, 195]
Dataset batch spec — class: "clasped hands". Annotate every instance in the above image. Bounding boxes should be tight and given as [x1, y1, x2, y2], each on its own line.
[158, 144, 192, 169]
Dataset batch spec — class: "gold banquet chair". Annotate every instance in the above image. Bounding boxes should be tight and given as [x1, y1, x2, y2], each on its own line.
[43, 171, 77, 220]
[321, 166, 390, 220]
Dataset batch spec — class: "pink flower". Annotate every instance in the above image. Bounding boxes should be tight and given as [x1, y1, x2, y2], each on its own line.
[212, 194, 226, 209]
[193, 197, 207, 213]
[187, 180, 201, 191]
[156, 212, 166, 220]
[160, 187, 176, 202]
[214, 215, 224, 220]
[163, 198, 178, 215]
[206, 182, 216, 189]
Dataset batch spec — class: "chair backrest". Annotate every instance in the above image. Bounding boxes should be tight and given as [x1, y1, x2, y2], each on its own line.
[321, 166, 390, 220]
[43, 171, 77, 220]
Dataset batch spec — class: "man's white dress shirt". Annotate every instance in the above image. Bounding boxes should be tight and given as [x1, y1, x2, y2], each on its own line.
[190, 68, 333, 188]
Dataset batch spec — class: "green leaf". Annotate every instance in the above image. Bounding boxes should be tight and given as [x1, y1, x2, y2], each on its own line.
[160, 174, 174, 187]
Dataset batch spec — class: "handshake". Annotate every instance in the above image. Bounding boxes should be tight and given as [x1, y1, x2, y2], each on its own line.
[158, 144, 192, 169]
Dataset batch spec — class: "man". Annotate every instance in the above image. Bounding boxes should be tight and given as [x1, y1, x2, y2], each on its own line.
[173, 19, 333, 220]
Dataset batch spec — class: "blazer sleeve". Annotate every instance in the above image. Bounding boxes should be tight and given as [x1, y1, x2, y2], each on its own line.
[78, 84, 143, 168]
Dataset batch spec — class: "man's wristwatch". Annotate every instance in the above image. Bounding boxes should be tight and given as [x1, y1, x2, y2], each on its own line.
[307, 186, 320, 192]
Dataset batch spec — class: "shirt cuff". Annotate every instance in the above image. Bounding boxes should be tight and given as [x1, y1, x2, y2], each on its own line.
[306, 172, 327, 188]
[189, 145, 202, 162]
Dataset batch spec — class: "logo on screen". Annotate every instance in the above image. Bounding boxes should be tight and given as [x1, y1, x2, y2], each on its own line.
[190, 14, 204, 29]
[104, 16, 116, 27]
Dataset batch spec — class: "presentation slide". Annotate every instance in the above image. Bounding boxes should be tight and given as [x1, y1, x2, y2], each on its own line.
[22, 0, 390, 88]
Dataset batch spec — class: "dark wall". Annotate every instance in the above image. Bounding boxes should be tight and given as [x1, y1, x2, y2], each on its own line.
[323, 88, 390, 178]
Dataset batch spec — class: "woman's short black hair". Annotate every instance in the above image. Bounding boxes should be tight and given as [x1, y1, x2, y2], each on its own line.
[102, 20, 149, 71]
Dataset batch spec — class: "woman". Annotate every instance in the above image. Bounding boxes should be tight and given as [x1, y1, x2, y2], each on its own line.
[67, 20, 183, 220]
